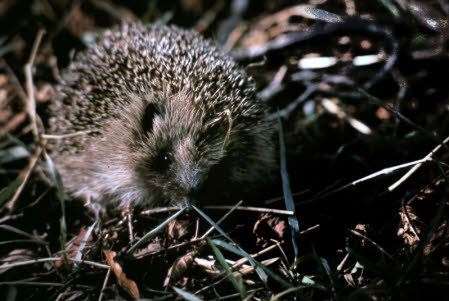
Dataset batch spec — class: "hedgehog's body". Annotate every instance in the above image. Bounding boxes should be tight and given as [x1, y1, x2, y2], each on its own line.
[48, 23, 274, 208]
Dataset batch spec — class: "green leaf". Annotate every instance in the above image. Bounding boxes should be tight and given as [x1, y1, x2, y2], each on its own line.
[212, 239, 292, 288]
[207, 239, 247, 298]
[278, 118, 300, 258]
[192, 205, 268, 283]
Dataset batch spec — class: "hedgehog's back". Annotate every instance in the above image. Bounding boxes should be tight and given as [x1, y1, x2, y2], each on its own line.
[49, 23, 256, 137]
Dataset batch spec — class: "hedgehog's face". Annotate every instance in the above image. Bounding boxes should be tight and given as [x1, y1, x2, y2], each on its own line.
[127, 94, 232, 207]
[87, 89, 271, 208]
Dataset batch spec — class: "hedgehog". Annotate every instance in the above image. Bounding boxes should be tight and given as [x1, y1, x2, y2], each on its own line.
[47, 23, 275, 209]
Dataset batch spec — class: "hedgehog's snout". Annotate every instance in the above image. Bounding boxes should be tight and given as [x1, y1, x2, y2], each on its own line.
[175, 165, 203, 202]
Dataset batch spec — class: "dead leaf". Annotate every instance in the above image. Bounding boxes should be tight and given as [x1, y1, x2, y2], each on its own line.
[164, 250, 197, 287]
[55, 227, 89, 269]
[0, 249, 35, 274]
[397, 205, 421, 248]
[253, 213, 286, 245]
[104, 250, 140, 299]
[166, 218, 190, 242]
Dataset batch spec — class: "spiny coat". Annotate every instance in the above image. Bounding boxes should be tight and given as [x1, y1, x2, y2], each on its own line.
[48, 23, 275, 208]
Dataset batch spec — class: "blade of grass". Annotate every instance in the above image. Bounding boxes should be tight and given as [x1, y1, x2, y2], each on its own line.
[44, 152, 67, 249]
[278, 118, 300, 258]
[208, 239, 247, 298]
[24, 29, 45, 140]
[5, 146, 43, 212]
[128, 207, 186, 254]
[192, 205, 268, 283]
[211, 239, 292, 288]
[311, 247, 339, 300]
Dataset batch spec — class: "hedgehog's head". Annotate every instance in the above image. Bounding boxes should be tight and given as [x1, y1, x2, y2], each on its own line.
[91, 89, 257, 208]
[132, 90, 232, 208]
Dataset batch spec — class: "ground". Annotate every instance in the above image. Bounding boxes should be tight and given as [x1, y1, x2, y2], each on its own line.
[0, 0, 448, 300]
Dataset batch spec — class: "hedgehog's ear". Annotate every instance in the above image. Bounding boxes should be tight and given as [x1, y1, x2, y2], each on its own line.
[203, 121, 222, 140]
[141, 102, 161, 133]
[202, 113, 232, 145]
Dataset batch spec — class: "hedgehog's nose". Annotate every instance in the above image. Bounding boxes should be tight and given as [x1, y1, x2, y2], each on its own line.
[180, 188, 200, 210]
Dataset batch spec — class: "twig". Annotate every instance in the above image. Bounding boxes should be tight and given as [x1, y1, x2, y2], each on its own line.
[321, 98, 372, 135]
[0, 281, 64, 287]
[336, 253, 349, 272]
[232, 244, 277, 270]
[348, 229, 393, 259]
[140, 207, 178, 216]
[305, 158, 432, 203]
[269, 239, 289, 265]
[0, 224, 46, 245]
[354, 158, 431, 186]
[124, 208, 134, 243]
[204, 205, 294, 216]
[0, 257, 109, 270]
[5, 146, 43, 212]
[389, 135, 449, 191]
[300, 224, 320, 235]
[98, 268, 111, 301]
[70, 258, 109, 269]
[0, 239, 47, 246]
[201, 201, 243, 239]
[128, 207, 186, 254]
[24, 29, 45, 141]
[41, 130, 93, 140]
[0, 213, 23, 224]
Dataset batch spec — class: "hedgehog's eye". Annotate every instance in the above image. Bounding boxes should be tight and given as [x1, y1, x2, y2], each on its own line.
[141, 103, 160, 133]
[152, 151, 173, 172]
